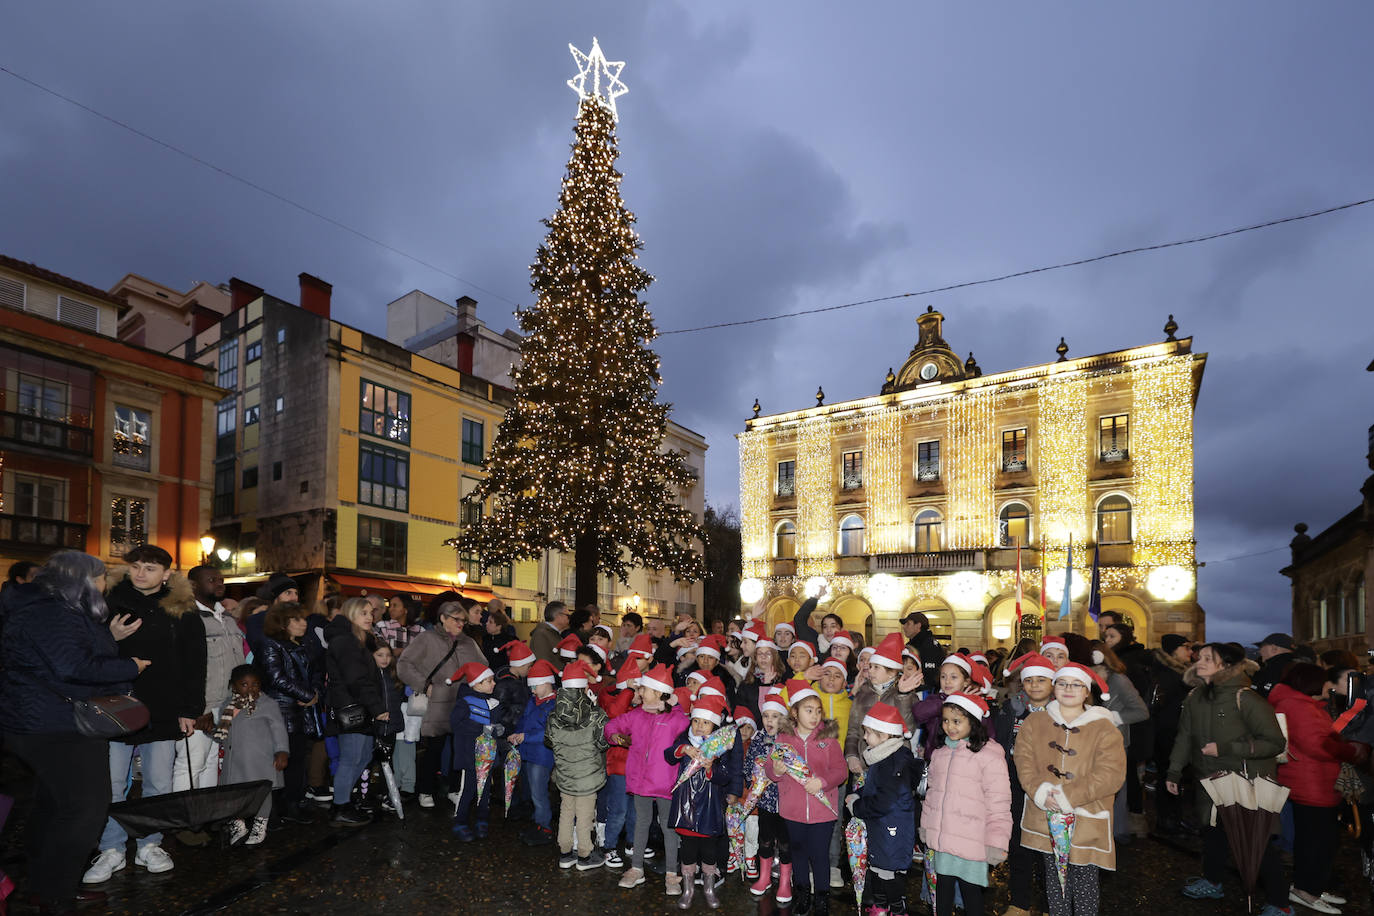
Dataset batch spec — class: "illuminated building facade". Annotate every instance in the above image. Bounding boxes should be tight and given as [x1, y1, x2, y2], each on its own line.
[739, 307, 1206, 649]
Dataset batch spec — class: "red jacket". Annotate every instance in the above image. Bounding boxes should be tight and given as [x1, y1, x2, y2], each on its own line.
[1269, 684, 1359, 807]
[599, 689, 635, 776]
[768, 724, 846, 824]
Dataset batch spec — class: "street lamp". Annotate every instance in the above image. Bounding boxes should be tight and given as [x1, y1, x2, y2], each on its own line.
[199, 533, 216, 563]
[456, 569, 468, 597]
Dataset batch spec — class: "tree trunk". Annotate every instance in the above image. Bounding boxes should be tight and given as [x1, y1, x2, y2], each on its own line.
[574, 528, 600, 612]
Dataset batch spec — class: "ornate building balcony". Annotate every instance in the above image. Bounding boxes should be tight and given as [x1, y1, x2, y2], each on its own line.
[0, 411, 93, 458]
[870, 549, 985, 575]
[0, 514, 88, 555]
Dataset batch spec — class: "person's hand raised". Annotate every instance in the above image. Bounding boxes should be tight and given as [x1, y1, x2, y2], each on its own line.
[109, 614, 142, 641]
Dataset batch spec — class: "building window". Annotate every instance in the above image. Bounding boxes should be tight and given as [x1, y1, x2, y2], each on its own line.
[357, 515, 407, 574]
[460, 553, 482, 581]
[17, 374, 68, 421]
[272, 461, 283, 481]
[1099, 415, 1129, 462]
[359, 443, 409, 511]
[13, 474, 65, 519]
[462, 418, 484, 465]
[999, 502, 1032, 547]
[359, 380, 411, 444]
[216, 397, 236, 458]
[1357, 576, 1367, 635]
[217, 340, 238, 389]
[110, 496, 148, 556]
[838, 514, 865, 556]
[1096, 494, 1133, 544]
[842, 450, 863, 490]
[244, 405, 259, 426]
[917, 441, 941, 481]
[492, 563, 513, 588]
[274, 396, 285, 414]
[275, 327, 286, 345]
[914, 509, 943, 552]
[776, 460, 795, 497]
[213, 464, 235, 517]
[774, 520, 796, 559]
[112, 406, 151, 470]
[461, 496, 483, 528]
[1002, 428, 1027, 471]
[246, 340, 262, 363]
[242, 466, 258, 489]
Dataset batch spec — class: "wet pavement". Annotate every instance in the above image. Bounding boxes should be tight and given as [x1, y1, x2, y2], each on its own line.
[2, 775, 1371, 915]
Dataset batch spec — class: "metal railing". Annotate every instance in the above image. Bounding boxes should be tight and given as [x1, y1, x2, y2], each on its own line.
[0, 411, 93, 457]
[871, 549, 984, 574]
[0, 514, 87, 551]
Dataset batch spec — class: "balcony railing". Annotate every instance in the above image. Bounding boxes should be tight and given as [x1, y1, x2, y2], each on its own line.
[776, 480, 795, 498]
[0, 411, 93, 457]
[916, 464, 940, 482]
[841, 473, 863, 490]
[1099, 447, 1129, 463]
[0, 514, 88, 553]
[871, 549, 985, 574]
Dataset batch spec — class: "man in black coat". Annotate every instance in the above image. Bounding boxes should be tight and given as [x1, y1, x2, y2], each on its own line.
[1149, 634, 1194, 832]
[1251, 632, 1295, 698]
[900, 612, 943, 684]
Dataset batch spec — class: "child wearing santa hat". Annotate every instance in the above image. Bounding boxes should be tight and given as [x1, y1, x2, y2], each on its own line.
[1012, 662, 1124, 916]
[844, 633, 921, 777]
[666, 694, 737, 909]
[811, 658, 853, 890]
[546, 661, 610, 871]
[745, 688, 794, 904]
[448, 662, 504, 842]
[515, 659, 559, 847]
[595, 657, 642, 868]
[849, 702, 921, 914]
[919, 692, 1012, 916]
[911, 654, 981, 761]
[494, 641, 535, 818]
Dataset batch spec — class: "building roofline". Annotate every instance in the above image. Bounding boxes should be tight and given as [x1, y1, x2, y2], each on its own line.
[1282, 505, 1368, 573]
[0, 252, 131, 314]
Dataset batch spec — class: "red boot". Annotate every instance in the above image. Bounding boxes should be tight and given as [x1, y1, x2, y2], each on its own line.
[749, 857, 774, 896]
[776, 862, 794, 905]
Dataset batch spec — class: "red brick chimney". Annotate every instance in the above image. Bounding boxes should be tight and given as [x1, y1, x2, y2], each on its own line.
[228, 277, 263, 312]
[298, 273, 332, 319]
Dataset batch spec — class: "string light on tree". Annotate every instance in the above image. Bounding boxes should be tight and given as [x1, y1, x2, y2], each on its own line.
[567, 37, 628, 121]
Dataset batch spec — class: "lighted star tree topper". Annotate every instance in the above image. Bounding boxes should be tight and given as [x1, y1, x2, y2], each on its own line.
[449, 39, 705, 609]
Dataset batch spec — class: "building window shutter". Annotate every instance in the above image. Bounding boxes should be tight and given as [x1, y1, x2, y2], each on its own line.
[0, 276, 24, 310]
[57, 296, 100, 333]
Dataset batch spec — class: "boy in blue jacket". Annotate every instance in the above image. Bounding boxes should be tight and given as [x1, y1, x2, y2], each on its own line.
[449, 662, 503, 842]
[515, 659, 558, 846]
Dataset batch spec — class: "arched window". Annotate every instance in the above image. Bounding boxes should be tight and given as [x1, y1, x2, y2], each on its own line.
[774, 520, 796, 559]
[1096, 495, 1132, 545]
[998, 502, 1032, 547]
[838, 514, 865, 556]
[914, 509, 943, 553]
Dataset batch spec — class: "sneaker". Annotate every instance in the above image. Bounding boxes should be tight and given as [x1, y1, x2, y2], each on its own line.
[1182, 877, 1225, 900]
[831, 866, 845, 888]
[226, 819, 249, 846]
[1321, 894, 1348, 906]
[417, 793, 435, 809]
[82, 849, 127, 885]
[134, 844, 175, 874]
[244, 817, 268, 847]
[559, 852, 578, 869]
[522, 826, 556, 847]
[603, 849, 625, 869]
[665, 873, 682, 896]
[619, 866, 646, 888]
[306, 785, 333, 803]
[643, 846, 656, 860]
[330, 804, 371, 828]
[1289, 889, 1340, 914]
[578, 849, 605, 870]
[911, 848, 924, 865]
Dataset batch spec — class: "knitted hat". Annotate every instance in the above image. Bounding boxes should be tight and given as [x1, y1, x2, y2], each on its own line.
[1054, 661, 1110, 699]
[698, 677, 727, 700]
[557, 633, 583, 659]
[639, 664, 675, 695]
[944, 693, 991, 720]
[783, 677, 818, 706]
[871, 633, 905, 670]
[527, 659, 558, 687]
[628, 634, 655, 658]
[829, 630, 855, 651]
[696, 634, 728, 660]
[733, 706, 757, 730]
[862, 700, 911, 738]
[1005, 652, 1057, 681]
[1160, 633, 1188, 655]
[760, 687, 788, 716]
[941, 653, 972, 676]
[561, 661, 591, 689]
[502, 640, 534, 666]
[454, 662, 494, 686]
[790, 641, 817, 662]
[691, 694, 727, 726]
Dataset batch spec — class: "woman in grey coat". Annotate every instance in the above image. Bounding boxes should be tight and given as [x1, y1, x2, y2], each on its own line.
[397, 601, 483, 807]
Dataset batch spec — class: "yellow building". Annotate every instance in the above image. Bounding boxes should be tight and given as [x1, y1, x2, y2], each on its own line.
[739, 308, 1206, 650]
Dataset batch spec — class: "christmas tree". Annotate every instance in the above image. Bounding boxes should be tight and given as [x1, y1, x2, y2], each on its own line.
[449, 40, 706, 608]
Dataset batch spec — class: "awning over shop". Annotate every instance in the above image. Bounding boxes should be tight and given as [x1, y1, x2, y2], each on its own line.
[330, 572, 493, 603]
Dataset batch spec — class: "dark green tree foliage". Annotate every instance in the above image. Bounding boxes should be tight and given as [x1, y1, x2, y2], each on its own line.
[701, 504, 742, 625]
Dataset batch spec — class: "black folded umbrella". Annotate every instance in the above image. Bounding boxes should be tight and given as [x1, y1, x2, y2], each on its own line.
[108, 780, 273, 837]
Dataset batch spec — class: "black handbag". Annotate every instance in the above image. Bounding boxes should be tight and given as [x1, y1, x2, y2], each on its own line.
[71, 694, 151, 738]
[333, 703, 368, 731]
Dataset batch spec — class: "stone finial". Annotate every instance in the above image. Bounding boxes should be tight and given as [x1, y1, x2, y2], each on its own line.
[752, 398, 761, 418]
[1164, 314, 1179, 341]
[815, 386, 825, 406]
[885, 367, 895, 387]
[1055, 337, 1069, 362]
[965, 352, 980, 376]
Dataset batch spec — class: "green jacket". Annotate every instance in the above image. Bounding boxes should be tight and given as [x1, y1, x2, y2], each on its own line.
[545, 688, 609, 797]
[1167, 661, 1285, 820]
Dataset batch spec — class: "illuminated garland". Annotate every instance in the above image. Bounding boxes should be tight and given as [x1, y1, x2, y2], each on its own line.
[864, 407, 904, 552]
[794, 416, 835, 576]
[1131, 356, 1197, 570]
[739, 430, 771, 578]
[945, 388, 998, 549]
[1037, 373, 1089, 580]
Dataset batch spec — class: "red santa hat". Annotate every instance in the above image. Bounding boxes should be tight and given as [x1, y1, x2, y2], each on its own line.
[628, 634, 655, 658]
[871, 633, 906, 670]
[450, 661, 494, 687]
[862, 701, 911, 738]
[585, 642, 608, 663]
[858, 646, 876, 660]
[527, 659, 558, 687]
[969, 652, 988, 667]
[1005, 652, 1057, 681]
[783, 678, 818, 707]
[593, 624, 615, 641]
[828, 630, 855, 651]
[686, 670, 709, 685]
[760, 687, 788, 716]
[1039, 635, 1068, 658]
[755, 637, 780, 653]
[789, 640, 817, 662]
[944, 693, 991, 720]
[742, 621, 767, 643]
[639, 664, 675, 696]
[968, 661, 994, 690]
[557, 633, 584, 659]
[561, 661, 591, 689]
[502, 640, 534, 666]
[691, 694, 727, 726]
[941, 653, 972, 676]
[698, 677, 727, 700]
[1054, 662, 1111, 699]
[675, 641, 700, 660]
[820, 658, 848, 677]
[902, 646, 919, 664]
[733, 706, 758, 731]
[696, 634, 728, 660]
[773, 621, 796, 637]
[615, 657, 640, 690]
[673, 686, 694, 710]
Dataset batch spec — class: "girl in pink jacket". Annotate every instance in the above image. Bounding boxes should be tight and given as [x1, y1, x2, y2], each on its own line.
[919, 693, 1012, 916]
[769, 679, 846, 916]
[604, 664, 689, 895]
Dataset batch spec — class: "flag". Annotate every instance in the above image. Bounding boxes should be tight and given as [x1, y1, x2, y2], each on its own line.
[1015, 540, 1023, 616]
[1057, 534, 1074, 620]
[1086, 542, 1102, 623]
[1039, 535, 1048, 623]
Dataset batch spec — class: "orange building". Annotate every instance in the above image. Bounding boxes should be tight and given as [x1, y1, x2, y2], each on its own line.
[0, 253, 222, 570]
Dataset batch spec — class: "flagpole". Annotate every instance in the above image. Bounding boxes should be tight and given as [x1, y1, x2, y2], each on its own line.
[1014, 539, 1023, 645]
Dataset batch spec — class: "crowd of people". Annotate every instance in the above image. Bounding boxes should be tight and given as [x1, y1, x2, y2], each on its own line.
[2, 551, 1374, 916]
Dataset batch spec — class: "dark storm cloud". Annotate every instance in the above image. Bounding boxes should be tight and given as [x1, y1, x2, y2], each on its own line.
[2, 2, 1372, 644]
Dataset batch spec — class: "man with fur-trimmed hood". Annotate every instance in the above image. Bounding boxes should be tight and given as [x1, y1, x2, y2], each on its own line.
[84, 545, 207, 884]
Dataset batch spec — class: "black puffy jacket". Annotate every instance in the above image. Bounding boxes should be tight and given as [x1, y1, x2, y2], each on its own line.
[324, 615, 384, 732]
[107, 574, 206, 742]
[259, 636, 321, 738]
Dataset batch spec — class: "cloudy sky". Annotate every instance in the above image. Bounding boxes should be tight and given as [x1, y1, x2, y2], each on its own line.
[3, 2, 1371, 643]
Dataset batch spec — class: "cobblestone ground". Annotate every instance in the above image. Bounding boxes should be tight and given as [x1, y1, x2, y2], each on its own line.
[2, 775, 1370, 915]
